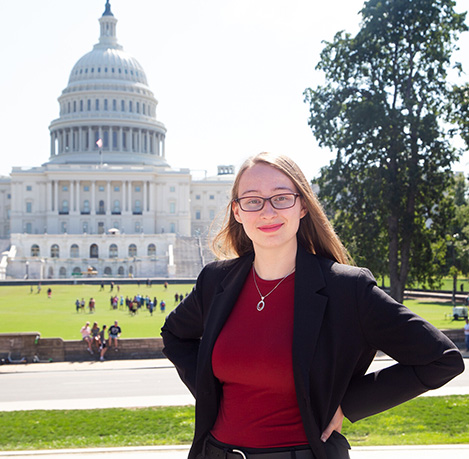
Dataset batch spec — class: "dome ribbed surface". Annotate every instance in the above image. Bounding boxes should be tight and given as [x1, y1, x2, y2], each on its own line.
[68, 47, 148, 85]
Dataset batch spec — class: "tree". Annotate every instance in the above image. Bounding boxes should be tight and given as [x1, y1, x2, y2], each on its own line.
[304, 0, 467, 302]
[441, 173, 469, 301]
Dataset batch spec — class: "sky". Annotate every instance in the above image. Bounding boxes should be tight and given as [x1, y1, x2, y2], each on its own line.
[0, 0, 468, 181]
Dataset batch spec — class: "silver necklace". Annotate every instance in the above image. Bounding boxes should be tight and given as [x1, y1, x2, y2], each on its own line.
[252, 264, 295, 311]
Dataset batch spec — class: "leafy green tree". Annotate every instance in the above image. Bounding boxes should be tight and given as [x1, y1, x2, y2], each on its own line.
[442, 173, 469, 301]
[304, 0, 467, 302]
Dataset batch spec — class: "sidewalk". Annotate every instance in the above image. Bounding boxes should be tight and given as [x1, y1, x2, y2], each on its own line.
[1, 357, 468, 458]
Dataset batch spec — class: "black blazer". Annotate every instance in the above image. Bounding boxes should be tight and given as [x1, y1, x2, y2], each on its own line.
[161, 245, 464, 459]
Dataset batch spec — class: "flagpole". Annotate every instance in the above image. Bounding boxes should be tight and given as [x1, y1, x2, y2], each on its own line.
[96, 138, 103, 167]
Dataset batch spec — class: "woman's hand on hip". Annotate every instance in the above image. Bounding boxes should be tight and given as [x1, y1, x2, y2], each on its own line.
[320, 405, 344, 443]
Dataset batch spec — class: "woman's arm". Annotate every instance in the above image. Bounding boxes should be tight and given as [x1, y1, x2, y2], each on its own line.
[342, 268, 465, 422]
[161, 268, 208, 397]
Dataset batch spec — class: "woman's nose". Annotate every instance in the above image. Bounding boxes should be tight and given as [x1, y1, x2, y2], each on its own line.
[260, 199, 277, 216]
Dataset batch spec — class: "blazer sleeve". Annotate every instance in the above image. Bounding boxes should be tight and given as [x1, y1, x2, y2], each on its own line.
[160, 267, 208, 397]
[341, 268, 465, 423]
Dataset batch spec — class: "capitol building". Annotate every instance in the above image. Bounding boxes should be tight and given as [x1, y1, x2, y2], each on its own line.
[0, 1, 234, 280]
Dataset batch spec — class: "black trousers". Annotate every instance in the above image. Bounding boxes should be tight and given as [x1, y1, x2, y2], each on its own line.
[200, 432, 350, 459]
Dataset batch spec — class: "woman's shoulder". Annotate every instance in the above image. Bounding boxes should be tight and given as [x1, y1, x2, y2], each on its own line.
[312, 252, 375, 282]
[202, 253, 253, 274]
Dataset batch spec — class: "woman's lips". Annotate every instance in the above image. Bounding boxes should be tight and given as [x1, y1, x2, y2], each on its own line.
[258, 223, 283, 232]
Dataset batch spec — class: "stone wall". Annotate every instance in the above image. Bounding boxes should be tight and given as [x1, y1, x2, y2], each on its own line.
[0, 333, 164, 363]
[0, 329, 465, 363]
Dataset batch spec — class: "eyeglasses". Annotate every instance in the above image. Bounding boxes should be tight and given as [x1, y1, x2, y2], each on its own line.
[234, 193, 300, 212]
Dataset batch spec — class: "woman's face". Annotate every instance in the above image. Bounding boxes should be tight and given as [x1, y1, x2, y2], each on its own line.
[232, 163, 306, 254]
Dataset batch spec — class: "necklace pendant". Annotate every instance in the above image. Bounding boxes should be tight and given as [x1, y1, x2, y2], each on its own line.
[257, 299, 265, 311]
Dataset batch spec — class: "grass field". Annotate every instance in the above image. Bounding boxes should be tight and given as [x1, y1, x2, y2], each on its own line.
[0, 282, 190, 340]
[0, 282, 466, 339]
[1, 396, 469, 450]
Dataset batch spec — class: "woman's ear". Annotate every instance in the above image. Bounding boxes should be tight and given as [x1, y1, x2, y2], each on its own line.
[232, 200, 243, 224]
[300, 199, 308, 219]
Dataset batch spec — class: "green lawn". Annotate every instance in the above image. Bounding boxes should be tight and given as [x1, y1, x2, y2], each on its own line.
[0, 283, 466, 339]
[0, 283, 191, 340]
[1, 396, 469, 451]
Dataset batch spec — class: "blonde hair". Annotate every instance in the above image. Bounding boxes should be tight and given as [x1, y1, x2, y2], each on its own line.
[212, 152, 351, 264]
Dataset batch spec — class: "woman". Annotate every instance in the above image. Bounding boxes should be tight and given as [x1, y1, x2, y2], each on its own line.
[80, 321, 93, 355]
[161, 152, 464, 459]
[91, 322, 100, 352]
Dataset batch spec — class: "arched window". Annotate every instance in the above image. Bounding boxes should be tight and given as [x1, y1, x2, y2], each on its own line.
[31, 244, 40, 257]
[59, 267, 67, 278]
[128, 244, 137, 257]
[147, 243, 156, 256]
[70, 244, 79, 258]
[72, 267, 81, 275]
[48, 267, 54, 278]
[51, 244, 60, 258]
[118, 266, 124, 276]
[104, 267, 112, 275]
[90, 244, 99, 258]
[109, 244, 118, 258]
[129, 266, 134, 275]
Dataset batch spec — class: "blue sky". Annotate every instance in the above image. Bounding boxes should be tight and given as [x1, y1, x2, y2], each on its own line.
[0, 0, 468, 180]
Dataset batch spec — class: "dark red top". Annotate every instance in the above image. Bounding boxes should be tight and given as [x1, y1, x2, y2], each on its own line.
[211, 267, 308, 448]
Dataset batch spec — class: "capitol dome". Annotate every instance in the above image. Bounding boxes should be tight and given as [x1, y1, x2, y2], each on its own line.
[47, 0, 168, 167]
[68, 47, 148, 86]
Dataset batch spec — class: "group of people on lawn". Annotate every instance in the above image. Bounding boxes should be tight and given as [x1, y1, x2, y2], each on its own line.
[80, 320, 121, 361]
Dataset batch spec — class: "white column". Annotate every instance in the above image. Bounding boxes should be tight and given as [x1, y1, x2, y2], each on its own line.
[146, 131, 150, 153]
[162, 135, 165, 157]
[76, 180, 80, 213]
[143, 181, 147, 212]
[127, 180, 132, 212]
[122, 181, 127, 212]
[91, 181, 96, 214]
[70, 180, 75, 212]
[106, 181, 111, 214]
[78, 128, 82, 152]
[88, 127, 93, 152]
[139, 130, 143, 153]
[50, 133, 55, 156]
[54, 180, 58, 213]
[118, 127, 123, 151]
[109, 127, 113, 152]
[46, 182, 52, 212]
[149, 182, 155, 212]
[156, 133, 160, 156]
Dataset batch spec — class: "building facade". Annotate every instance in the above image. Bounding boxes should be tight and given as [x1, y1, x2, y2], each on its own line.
[0, 1, 233, 280]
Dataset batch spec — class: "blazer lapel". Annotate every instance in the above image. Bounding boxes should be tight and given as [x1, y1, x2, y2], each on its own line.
[292, 246, 329, 459]
[292, 246, 328, 383]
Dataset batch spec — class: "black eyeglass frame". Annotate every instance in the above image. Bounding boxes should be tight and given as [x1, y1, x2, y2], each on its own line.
[234, 193, 300, 212]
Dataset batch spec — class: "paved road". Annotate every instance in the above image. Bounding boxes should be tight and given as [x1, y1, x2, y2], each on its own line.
[0, 355, 468, 411]
[1, 356, 468, 458]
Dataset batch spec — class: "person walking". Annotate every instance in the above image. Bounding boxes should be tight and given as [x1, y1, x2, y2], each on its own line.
[161, 152, 464, 459]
